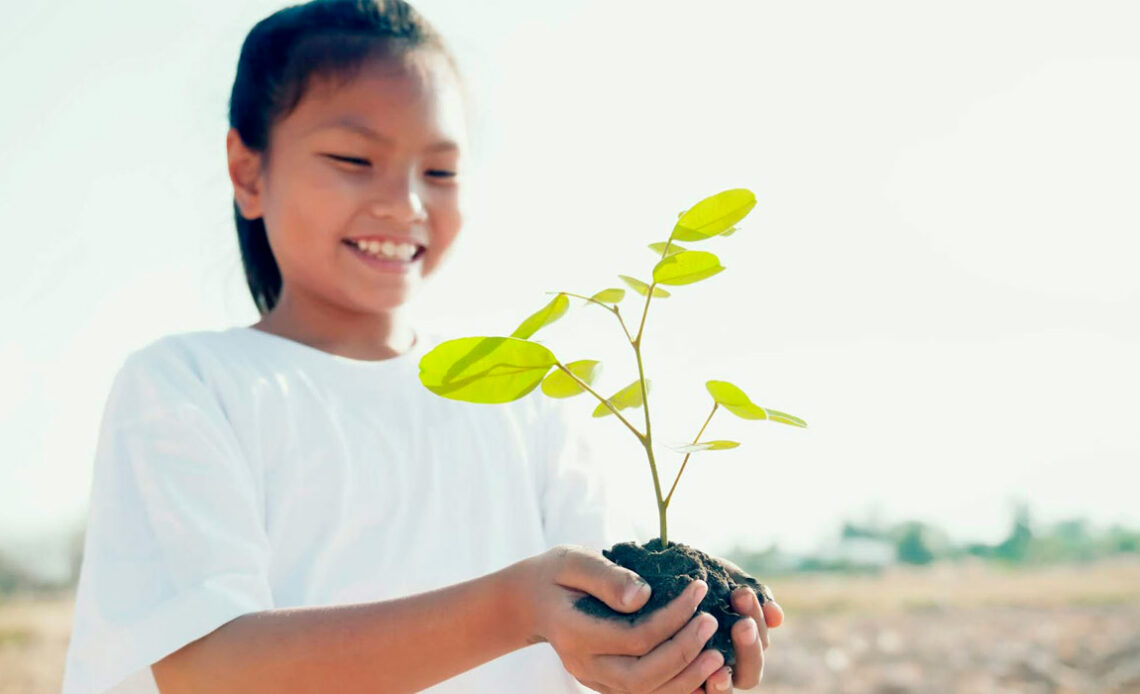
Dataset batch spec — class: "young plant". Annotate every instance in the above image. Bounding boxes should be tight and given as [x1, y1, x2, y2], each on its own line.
[418, 187, 806, 666]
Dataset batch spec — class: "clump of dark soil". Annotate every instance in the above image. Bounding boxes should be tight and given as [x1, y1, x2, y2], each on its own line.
[573, 537, 772, 668]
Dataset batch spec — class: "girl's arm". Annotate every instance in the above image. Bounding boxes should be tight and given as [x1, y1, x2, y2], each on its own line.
[152, 559, 530, 694]
[153, 547, 722, 694]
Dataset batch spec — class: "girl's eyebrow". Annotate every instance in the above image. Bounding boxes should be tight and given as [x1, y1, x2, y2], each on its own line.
[309, 116, 458, 152]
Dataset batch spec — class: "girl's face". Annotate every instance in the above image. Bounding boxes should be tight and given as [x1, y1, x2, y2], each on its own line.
[229, 49, 469, 316]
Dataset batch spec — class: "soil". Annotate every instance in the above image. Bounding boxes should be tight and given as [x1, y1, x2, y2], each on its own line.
[572, 537, 773, 668]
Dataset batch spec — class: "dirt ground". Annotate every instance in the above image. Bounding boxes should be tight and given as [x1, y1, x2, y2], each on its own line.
[3, 557, 1138, 693]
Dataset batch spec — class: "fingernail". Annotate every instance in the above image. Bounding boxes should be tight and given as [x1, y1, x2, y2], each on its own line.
[714, 670, 732, 691]
[623, 579, 649, 607]
[696, 613, 717, 641]
[691, 579, 708, 604]
[740, 617, 758, 644]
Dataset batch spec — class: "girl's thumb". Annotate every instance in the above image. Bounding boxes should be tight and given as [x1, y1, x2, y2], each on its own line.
[563, 551, 651, 613]
[599, 563, 651, 613]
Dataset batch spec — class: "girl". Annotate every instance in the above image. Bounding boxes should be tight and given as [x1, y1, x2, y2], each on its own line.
[61, 1, 782, 692]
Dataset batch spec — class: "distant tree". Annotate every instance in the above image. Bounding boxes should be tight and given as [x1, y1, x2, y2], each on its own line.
[895, 521, 935, 565]
[1107, 524, 1140, 554]
[0, 549, 40, 595]
[841, 521, 887, 540]
[994, 502, 1034, 562]
[964, 542, 993, 559]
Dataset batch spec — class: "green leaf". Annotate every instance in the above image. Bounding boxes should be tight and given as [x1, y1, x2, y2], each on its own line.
[593, 378, 650, 417]
[666, 440, 741, 453]
[590, 288, 625, 304]
[764, 409, 808, 428]
[648, 241, 686, 258]
[541, 359, 601, 398]
[705, 380, 769, 419]
[672, 189, 757, 242]
[652, 250, 725, 286]
[419, 336, 557, 404]
[619, 275, 671, 298]
[510, 292, 569, 339]
[720, 225, 739, 237]
[705, 380, 808, 427]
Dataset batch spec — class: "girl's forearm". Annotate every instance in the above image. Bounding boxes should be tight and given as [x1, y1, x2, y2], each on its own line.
[151, 559, 535, 694]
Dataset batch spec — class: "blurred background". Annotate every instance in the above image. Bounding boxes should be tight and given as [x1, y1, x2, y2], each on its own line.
[2, 0, 1137, 692]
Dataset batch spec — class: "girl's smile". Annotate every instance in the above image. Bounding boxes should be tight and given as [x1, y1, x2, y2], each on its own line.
[343, 236, 426, 274]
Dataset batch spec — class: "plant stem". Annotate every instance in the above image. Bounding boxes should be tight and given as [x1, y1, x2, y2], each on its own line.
[632, 285, 666, 542]
[632, 339, 667, 544]
[630, 236, 678, 544]
[641, 431, 668, 545]
[553, 362, 645, 443]
[664, 402, 718, 508]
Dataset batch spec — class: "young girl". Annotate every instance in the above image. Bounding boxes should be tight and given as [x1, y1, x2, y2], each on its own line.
[61, 1, 781, 692]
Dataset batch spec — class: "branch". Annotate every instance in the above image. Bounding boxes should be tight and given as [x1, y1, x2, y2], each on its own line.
[633, 235, 676, 346]
[664, 402, 718, 508]
[553, 362, 646, 443]
[547, 290, 634, 343]
[613, 305, 635, 344]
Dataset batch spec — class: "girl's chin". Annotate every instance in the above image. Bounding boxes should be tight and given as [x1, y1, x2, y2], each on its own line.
[347, 284, 420, 312]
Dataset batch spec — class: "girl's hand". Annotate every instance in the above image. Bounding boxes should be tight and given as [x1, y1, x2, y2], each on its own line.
[700, 556, 786, 692]
[515, 545, 727, 693]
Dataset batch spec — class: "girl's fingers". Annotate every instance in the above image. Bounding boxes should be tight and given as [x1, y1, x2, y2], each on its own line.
[660, 648, 723, 694]
[728, 588, 765, 689]
[732, 588, 769, 650]
[762, 600, 784, 629]
[704, 665, 734, 691]
[575, 579, 708, 656]
[715, 553, 783, 630]
[591, 609, 716, 692]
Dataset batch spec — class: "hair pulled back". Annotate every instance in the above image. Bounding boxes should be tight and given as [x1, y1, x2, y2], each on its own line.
[228, 0, 462, 315]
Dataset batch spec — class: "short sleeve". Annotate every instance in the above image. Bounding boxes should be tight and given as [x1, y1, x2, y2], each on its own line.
[62, 342, 275, 694]
[535, 397, 637, 552]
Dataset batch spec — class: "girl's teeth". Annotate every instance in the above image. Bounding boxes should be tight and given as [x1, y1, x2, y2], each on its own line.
[353, 239, 417, 261]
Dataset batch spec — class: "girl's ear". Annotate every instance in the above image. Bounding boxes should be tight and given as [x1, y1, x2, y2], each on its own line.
[226, 127, 265, 220]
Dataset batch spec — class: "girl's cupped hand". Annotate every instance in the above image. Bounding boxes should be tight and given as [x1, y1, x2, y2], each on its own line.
[700, 554, 785, 692]
[515, 545, 727, 693]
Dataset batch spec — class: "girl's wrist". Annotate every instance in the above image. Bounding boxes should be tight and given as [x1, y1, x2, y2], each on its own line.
[496, 555, 544, 649]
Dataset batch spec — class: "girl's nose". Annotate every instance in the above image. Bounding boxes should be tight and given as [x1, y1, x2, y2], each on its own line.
[370, 198, 426, 223]
[369, 174, 427, 224]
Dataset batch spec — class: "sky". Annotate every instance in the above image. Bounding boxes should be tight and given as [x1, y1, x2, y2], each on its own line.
[1, 0, 1138, 579]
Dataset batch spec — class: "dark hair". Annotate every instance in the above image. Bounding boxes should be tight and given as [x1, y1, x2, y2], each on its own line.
[227, 0, 464, 315]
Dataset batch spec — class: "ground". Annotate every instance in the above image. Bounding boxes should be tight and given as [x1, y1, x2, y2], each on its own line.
[2, 557, 1138, 693]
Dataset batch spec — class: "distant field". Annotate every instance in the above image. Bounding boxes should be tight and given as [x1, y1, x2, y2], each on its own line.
[758, 557, 1140, 693]
[3, 557, 1139, 693]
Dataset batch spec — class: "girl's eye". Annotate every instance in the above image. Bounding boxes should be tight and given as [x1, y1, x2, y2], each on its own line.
[325, 154, 370, 167]
[324, 155, 456, 180]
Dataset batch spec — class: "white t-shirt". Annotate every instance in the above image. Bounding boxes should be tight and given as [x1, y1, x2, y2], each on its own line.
[62, 326, 635, 694]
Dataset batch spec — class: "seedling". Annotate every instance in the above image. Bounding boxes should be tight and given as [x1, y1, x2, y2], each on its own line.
[418, 188, 807, 666]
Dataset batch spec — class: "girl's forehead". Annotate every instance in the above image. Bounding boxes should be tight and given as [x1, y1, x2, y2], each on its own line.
[291, 53, 467, 144]
[309, 51, 455, 108]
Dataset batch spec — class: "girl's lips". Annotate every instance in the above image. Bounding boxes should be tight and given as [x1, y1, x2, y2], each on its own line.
[343, 239, 425, 274]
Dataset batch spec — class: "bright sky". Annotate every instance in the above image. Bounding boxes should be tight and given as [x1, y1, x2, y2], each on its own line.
[2, 1, 1138, 576]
